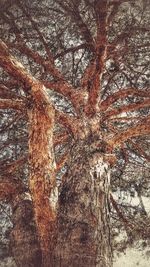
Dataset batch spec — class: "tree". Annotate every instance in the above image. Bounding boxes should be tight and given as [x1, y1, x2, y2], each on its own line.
[0, 0, 150, 266]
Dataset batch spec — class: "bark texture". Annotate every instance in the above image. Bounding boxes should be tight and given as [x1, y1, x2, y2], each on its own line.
[28, 83, 57, 267]
[53, 140, 112, 267]
[10, 195, 41, 267]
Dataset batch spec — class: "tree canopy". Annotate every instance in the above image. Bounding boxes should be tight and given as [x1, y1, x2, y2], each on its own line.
[0, 0, 150, 266]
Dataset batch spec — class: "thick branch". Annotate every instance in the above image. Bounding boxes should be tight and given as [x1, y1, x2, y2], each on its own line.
[107, 117, 150, 149]
[100, 88, 150, 111]
[2, 12, 88, 112]
[0, 40, 56, 112]
[4, 40, 86, 112]
[56, 110, 79, 137]
[56, 152, 69, 172]
[2, 12, 64, 81]
[0, 178, 24, 201]
[94, 0, 109, 46]
[0, 156, 27, 174]
[54, 132, 69, 146]
[0, 39, 36, 87]
[104, 99, 150, 119]
[0, 98, 25, 110]
[54, 43, 87, 59]
[82, 0, 109, 115]
[0, 84, 20, 99]
[42, 80, 88, 111]
[6, 41, 63, 81]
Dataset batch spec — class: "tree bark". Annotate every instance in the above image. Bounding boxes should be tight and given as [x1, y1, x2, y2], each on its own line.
[53, 141, 112, 267]
[10, 195, 42, 267]
[28, 83, 57, 267]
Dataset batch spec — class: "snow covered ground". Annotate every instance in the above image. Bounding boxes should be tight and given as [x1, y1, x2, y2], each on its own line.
[114, 247, 150, 267]
[113, 195, 150, 267]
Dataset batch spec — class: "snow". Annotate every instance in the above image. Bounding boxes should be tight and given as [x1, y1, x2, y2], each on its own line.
[0, 257, 16, 267]
[114, 247, 150, 267]
[113, 192, 150, 215]
[113, 194, 150, 266]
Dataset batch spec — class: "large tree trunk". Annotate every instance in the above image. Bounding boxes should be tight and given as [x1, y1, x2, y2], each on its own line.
[53, 140, 112, 267]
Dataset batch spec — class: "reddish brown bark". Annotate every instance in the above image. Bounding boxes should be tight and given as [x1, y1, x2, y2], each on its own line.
[0, 39, 58, 267]
[0, 98, 25, 110]
[0, 179, 23, 201]
[0, 3, 150, 265]
[104, 99, 150, 119]
[100, 88, 150, 111]
[28, 83, 57, 267]
[107, 117, 150, 149]
[82, 0, 109, 115]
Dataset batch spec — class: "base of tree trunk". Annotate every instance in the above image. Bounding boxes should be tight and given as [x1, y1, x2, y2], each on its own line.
[50, 254, 109, 267]
[10, 197, 42, 267]
[52, 143, 112, 267]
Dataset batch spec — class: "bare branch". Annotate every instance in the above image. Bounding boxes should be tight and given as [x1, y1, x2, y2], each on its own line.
[0, 156, 27, 174]
[56, 110, 79, 137]
[56, 0, 94, 46]
[100, 88, 150, 111]
[0, 39, 36, 88]
[56, 152, 69, 172]
[0, 98, 25, 110]
[17, 0, 55, 63]
[81, 0, 109, 115]
[54, 132, 69, 146]
[107, 117, 150, 149]
[110, 194, 133, 230]
[104, 99, 150, 119]
[54, 43, 88, 59]
[0, 84, 21, 99]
